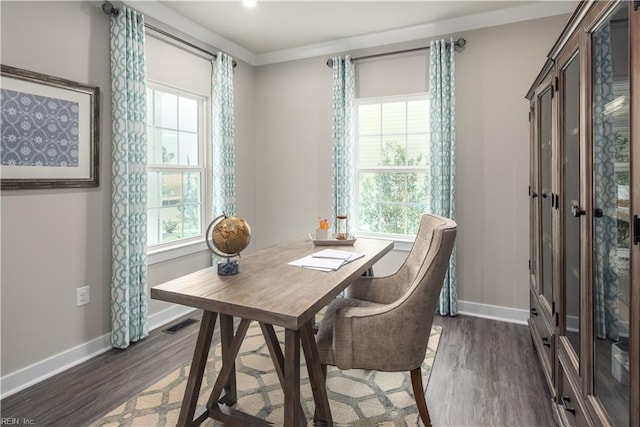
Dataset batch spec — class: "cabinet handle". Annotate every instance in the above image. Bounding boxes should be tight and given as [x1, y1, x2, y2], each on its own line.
[531, 307, 538, 316]
[528, 185, 538, 199]
[634, 215, 639, 246]
[542, 337, 551, 347]
[542, 192, 548, 198]
[571, 205, 586, 217]
[561, 396, 576, 415]
[594, 208, 603, 218]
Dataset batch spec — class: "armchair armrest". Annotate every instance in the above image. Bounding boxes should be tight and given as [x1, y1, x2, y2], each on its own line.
[346, 270, 409, 305]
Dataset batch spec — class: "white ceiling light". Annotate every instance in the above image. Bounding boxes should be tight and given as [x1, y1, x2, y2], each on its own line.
[243, 0, 257, 8]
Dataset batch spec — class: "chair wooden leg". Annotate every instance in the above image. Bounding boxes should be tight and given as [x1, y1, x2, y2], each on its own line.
[314, 364, 328, 422]
[410, 367, 432, 427]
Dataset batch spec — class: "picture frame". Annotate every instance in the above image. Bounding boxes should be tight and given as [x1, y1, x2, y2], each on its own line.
[1, 64, 99, 190]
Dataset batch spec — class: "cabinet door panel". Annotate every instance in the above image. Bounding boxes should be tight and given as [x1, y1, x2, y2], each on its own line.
[530, 102, 540, 293]
[530, 290, 555, 394]
[539, 85, 554, 310]
[591, 3, 630, 425]
[561, 51, 582, 361]
[558, 366, 590, 427]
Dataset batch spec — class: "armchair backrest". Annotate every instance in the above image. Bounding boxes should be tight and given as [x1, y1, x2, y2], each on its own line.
[401, 214, 456, 296]
[375, 214, 457, 370]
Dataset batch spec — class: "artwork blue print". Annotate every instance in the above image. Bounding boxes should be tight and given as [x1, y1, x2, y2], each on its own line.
[1, 89, 80, 167]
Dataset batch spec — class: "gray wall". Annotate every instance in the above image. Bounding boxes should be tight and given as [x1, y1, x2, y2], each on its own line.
[252, 14, 569, 307]
[0, 1, 256, 377]
[0, 0, 568, 384]
[1, 1, 114, 376]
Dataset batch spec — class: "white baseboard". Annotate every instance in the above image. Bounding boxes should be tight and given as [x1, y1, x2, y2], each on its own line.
[148, 304, 197, 332]
[0, 305, 195, 400]
[566, 314, 579, 333]
[457, 300, 529, 325]
[0, 329, 113, 401]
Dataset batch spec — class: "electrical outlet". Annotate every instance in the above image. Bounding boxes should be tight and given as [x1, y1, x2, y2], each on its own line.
[76, 286, 90, 306]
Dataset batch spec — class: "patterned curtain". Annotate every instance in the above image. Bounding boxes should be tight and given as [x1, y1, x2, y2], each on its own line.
[429, 39, 457, 316]
[109, 6, 148, 348]
[211, 53, 236, 217]
[592, 23, 619, 340]
[331, 56, 356, 231]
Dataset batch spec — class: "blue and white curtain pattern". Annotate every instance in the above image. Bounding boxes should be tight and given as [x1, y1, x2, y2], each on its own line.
[592, 23, 619, 340]
[109, 6, 149, 348]
[331, 56, 356, 231]
[429, 39, 457, 316]
[211, 53, 236, 217]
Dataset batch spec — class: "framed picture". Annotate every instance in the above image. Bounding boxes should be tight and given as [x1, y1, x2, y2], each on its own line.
[1, 64, 99, 189]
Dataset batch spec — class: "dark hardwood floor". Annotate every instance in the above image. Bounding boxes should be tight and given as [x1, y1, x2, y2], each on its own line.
[427, 315, 555, 426]
[1, 314, 555, 426]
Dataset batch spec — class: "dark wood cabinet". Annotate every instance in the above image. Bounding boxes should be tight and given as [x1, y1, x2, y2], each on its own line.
[526, 1, 639, 426]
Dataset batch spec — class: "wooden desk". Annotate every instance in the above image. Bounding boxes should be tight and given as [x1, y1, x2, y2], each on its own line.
[151, 237, 393, 426]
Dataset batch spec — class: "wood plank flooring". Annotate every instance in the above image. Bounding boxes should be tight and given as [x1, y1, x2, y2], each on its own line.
[427, 315, 555, 426]
[1, 314, 555, 426]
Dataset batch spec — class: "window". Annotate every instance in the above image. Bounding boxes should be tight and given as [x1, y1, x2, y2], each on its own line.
[146, 85, 206, 248]
[356, 95, 429, 238]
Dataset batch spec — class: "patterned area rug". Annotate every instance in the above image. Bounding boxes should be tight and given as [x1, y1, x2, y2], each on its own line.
[92, 321, 441, 426]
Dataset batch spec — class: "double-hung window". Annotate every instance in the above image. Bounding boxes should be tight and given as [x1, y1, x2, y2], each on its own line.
[355, 94, 430, 239]
[146, 84, 206, 249]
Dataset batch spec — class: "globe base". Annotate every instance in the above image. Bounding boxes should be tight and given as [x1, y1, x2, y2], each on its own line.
[217, 260, 239, 276]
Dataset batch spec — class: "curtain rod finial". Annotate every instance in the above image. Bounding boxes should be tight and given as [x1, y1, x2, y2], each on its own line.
[102, 1, 118, 15]
[326, 58, 334, 68]
[455, 38, 466, 49]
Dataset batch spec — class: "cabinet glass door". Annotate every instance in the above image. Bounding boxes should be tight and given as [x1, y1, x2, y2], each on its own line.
[591, 3, 629, 425]
[561, 52, 581, 360]
[530, 103, 539, 290]
[539, 86, 554, 309]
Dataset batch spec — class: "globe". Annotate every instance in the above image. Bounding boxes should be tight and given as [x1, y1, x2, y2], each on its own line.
[205, 214, 251, 259]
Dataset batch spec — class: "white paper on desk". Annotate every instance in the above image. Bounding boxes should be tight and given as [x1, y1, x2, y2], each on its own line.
[288, 255, 346, 272]
[312, 249, 365, 262]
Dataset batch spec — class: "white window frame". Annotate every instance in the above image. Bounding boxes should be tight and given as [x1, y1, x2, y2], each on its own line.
[354, 93, 429, 248]
[146, 81, 211, 264]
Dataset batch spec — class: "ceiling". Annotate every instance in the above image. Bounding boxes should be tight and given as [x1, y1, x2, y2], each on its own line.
[159, 1, 537, 54]
[130, 1, 577, 65]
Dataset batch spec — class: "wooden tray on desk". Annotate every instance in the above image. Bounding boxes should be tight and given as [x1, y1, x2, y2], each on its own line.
[310, 234, 357, 246]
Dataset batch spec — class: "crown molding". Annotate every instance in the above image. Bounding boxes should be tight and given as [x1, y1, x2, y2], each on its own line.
[123, 1, 576, 67]
[254, 1, 577, 66]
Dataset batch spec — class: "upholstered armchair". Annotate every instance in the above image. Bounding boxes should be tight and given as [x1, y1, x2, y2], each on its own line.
[316, 214, 457, 426]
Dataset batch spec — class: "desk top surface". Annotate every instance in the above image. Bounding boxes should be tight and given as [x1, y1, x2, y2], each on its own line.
[151, 237, 394, 329]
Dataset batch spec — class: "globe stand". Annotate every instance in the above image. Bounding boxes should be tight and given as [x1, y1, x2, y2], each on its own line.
[206, 214, 251, 277]
[217, 259, 239, 276]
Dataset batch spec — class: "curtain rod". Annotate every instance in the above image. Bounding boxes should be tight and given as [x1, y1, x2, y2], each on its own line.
[101, 1, 237, 68]
[325, 37, 466, 67]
